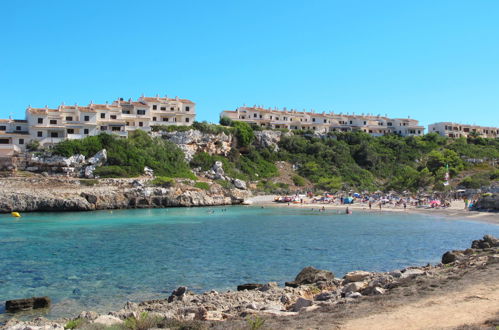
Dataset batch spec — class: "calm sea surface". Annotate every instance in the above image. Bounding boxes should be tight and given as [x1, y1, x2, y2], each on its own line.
[1, 206, 498, 320]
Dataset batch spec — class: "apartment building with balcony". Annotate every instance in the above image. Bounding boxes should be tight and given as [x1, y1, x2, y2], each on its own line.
[0, 95, 195, 157]
[220, 106, 425, 137]
[428, 122, 499, 138]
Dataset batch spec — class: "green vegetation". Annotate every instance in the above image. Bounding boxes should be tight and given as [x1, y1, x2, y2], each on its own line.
[51, 121, 498, 192]
[190, 150, 277, 181]
[64, 318, 84, 329]
[53, 131, 195, 179]
[292, 175, 306, 186]
[123, 312, 161, 330]
[246, 315, 265, 330]
[79, 179, 99, 186]
[277, 131, 499, 192]
[194, 181, 210, 190]
[150, 176, 175, 187]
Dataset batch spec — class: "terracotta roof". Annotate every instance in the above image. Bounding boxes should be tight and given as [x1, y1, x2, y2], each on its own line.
[140, 96, 195, 104]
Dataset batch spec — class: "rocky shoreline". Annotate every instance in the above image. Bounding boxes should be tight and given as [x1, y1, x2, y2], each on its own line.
[0, 176, 250, 213]
[3, 235, 499, 330]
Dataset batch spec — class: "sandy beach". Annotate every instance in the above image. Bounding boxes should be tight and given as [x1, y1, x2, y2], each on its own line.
[248, 195, 499, 224]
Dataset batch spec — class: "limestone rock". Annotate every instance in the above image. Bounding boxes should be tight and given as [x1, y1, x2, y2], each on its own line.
[237, 283, 263, 291]
[233, 179, 247, 190]
[344, 271, 371, 283]
[87, 149, 107, 166]
[93, 315, 123, 326]
[294, 266, 334, 285]
[291, 298, 313, 312]
[442, 251, 458, 264]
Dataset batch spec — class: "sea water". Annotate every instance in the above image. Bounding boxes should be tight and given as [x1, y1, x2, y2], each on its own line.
[0, 206, 498, 320]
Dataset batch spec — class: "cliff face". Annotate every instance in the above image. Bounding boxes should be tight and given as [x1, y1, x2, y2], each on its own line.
[0, 177, 250, 213]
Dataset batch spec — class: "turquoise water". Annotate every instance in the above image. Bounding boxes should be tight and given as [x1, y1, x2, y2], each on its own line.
[1, 206, 498, 320]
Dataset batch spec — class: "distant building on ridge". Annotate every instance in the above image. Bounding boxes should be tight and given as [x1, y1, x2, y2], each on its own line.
[220, 106, 425, 137]
[0, 95, 195, 157]
[428, 122, 499, 138]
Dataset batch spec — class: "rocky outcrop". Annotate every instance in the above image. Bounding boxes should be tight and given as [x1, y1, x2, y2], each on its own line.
[254, 130, 291, 151]
[474, 193, 499, 211]
[0, 178, 250, 213]
[158, 130, 233, 161]
[25, 149, 107, 178]
[5, 297, 51, 312]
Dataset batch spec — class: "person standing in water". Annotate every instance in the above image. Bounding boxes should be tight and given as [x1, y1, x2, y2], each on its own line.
[346, 207, 351, 214]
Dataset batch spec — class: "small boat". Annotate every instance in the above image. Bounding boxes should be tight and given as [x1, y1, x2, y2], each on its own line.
[11, 212, 21, 218]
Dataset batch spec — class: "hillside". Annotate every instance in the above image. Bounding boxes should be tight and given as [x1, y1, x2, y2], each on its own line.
[22, 121, 499, 194]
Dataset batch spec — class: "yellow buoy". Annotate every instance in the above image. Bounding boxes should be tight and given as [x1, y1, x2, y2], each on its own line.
[11, 212, 21, 218]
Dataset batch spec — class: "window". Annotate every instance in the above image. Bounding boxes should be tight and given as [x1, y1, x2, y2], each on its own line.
[84, 116, 90, 121]
[139, 122, 143, 127]
[349, 121, 353, 124]
[111, 126, 121, 132]
[0, 139, 9, 144]
[170, 107, 174, 111]
[153, 117, 157, 121]
[50, 120, 57, 125]
[19, 139, 24, 145]
[185, 118, 190, 123]
[364, 121, 367, 125]
[186, 106, 190, 112]
[160, 106, 166, 111]
[152, 105, 157, 110]
[0, 126, 5, 131]
[324, 119, 327, 123]
[110, 115, 117, 120]
[312, 118, 316, 122]
[66, 116, 73, 121]
[51, 132, 58, 138]
[67, 129, 74, 134]
[100, 113, 105, 119]
[16, 126, 21, 131]
[37, 131, 43, 137]
[122, 110, 130, 114]
[137, 110, 146, 115]
[84, 129, 89, 134]
[100, 126, 107, 131]
[38, 118, 43, 124]
[163, 118, 169, 122]
[254, 113, 257, 118]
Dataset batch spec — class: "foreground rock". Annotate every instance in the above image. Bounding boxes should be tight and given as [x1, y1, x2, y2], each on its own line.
[4, 235, 499, 330]
[5, 297, 51, 312]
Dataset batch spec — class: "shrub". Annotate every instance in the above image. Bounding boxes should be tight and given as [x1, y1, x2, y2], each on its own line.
[232, 121, 254, 147]
[93, 165, 131, 178]
[215, 179, 233, 189]
[246, 315, 265, 330]
[124, 312, 162, 330]
[219, 116, 233, 126]
[26, 140, 40, 151]
[151, 176, 175, 187]
[194, 181, 210, 190]
[53, 131, 195, 179]
[292, 175, 306, 186]
[64, 318, 84, 329]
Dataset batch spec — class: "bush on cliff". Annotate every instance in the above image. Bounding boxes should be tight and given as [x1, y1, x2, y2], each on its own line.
[53, 131, 195, 179]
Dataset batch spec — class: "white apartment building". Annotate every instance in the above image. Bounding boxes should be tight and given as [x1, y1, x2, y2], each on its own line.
[428, 122, 499, 138]
[0, 95, 195, 157]
[221, 106, 425, 137]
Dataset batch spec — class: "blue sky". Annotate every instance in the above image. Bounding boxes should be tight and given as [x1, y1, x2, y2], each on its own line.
[1, 0, 498, 128]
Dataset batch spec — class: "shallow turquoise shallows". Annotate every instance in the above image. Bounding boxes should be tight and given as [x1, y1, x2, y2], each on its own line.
[1, 206, 498, 320]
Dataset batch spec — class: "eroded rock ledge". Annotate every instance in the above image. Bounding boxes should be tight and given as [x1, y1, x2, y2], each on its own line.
[0, 177, 250, 213]
[3, 235, 499, 330]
